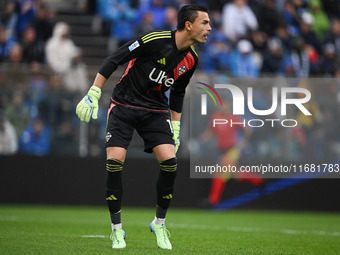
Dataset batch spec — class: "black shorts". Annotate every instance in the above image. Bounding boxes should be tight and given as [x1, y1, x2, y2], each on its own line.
[106, 100, 174, 153]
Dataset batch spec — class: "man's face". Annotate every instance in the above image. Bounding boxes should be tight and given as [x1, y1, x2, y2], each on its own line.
[189, 11, 211, 44]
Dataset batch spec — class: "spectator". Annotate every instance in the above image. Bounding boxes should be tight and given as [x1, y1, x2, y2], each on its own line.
[164, 6, 178, 31]
[0, 109, 18, 155]
[45, 76, 75, 125]
[51, 119, 78, 156]
[96, 0, 134, 23]
[261, 38, 287, 74]
[148, 0, 167, 30]
[319, 43, 338, 76]
[207, 0, 227, 12]
[5, 91, 30, 138]
[282, 0, 300, 36]
[0, 43, 28, 87]
[308, 0, 331, 41]
[107, 0, 137, 51]
[16, 0, 37, 38]
[249, 30, 267, 54]
[275, 24, 294, 54]
[229, 39, 259, 78]
[21, 26, 44, 64]
[257, 0, 283, 37]
[323, 19, 340, 57]
[249, 30, 267, 67]
[0, 1, 19, 37]
[201, 34, 230, 73]
[0, 27, 17, 62]
[222, 0, 258, 43]
[45, 22, 88, 93]
[28, 65, 49, 121]
[300, 12, 322, 54]
[322, 0, 340, 20]
[7, 43, 23, 68]
[288, 37, 311, 77]
[291, 0, 308, 14]
[19, 116, 51, 156]
[45, 22, 77, 74]
[30, 4, 54, 47]
[136, 12, 154, 36]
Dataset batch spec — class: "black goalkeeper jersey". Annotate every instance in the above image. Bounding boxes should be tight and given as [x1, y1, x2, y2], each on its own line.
[98, 30, 199, 113]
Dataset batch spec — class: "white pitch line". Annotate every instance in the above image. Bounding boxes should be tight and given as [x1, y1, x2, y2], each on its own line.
[280, 229, 340, 237]
[81, 223, 340, 238]
[0, 215, 18, 221]
[170, 223, 340, 237]
[82, 235, 107, 238]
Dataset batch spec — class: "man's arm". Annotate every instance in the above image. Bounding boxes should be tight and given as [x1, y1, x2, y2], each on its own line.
[170, 110, 181, 122]
[76, 37, 145, 122]
[169, 53, 198, 152]
[169, 65, 196, 113]
[92, 73, 107, 89]
[169, 75, 191, 153]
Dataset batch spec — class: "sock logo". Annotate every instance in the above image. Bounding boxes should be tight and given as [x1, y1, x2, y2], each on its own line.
[106, 194, 118, 201]
[162, 194, 172, 199]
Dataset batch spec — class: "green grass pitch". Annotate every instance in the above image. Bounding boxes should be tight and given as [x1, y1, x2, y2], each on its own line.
[0, 205, 339, 255]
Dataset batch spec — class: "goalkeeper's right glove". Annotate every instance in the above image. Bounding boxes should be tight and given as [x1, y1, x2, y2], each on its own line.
[76, 85, 102, 123]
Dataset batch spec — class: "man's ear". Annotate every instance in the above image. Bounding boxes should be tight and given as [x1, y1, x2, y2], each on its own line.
[185, 21, 192, 31]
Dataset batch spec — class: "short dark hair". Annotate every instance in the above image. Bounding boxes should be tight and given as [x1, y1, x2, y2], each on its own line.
[177, 4, 208, 31]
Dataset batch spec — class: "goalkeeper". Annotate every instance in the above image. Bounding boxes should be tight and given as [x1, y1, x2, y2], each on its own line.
[76, 4, 211, 250]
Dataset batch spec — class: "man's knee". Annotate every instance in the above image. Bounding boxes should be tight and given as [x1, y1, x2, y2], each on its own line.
[106, 147, 127, 162]
[153, 144, 176, 161]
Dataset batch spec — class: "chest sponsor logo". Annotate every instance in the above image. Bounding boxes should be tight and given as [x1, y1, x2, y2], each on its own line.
[149, 68, 174, 87]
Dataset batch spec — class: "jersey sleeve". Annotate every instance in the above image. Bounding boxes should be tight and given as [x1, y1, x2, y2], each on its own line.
[169, 66, 196, 113]
[98, 37, 145, 79]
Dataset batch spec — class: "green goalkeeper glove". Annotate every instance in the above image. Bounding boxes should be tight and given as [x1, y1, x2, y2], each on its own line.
[76, 86, 102, 123]
[171, 120, 180, 153]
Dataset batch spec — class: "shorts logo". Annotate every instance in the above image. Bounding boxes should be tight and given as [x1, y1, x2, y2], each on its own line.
[106, 132, 112, 142]
[128, 40, 140, 51]
[178, 66, 186, 76]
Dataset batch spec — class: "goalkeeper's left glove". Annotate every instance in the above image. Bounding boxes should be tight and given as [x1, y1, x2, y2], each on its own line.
[76, 85, 102, 123]
[171, 120, 180, 153]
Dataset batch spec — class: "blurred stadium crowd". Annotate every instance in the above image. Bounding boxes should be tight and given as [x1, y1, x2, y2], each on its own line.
[0, 0, 340, 160]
